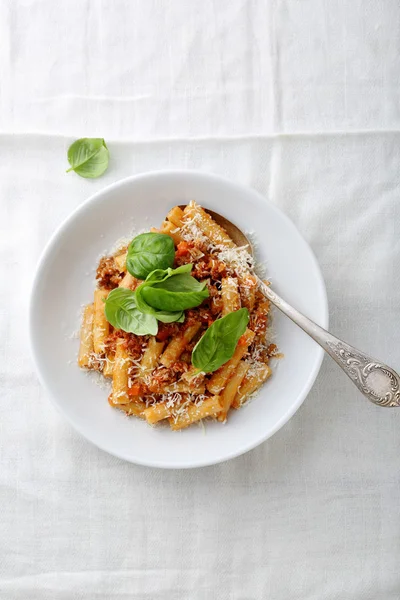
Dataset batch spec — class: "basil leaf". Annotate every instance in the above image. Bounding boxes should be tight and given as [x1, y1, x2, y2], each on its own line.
[146, 263, 193, 283]
[191, 308, 249, 373]
[135, 283, 185, 323]
[143, 274, 208, 311]
[67, 138, 109, 178]
[126, 233, 175, 280]
[105, 288, 158, 335]
[151, 273, 205, 293]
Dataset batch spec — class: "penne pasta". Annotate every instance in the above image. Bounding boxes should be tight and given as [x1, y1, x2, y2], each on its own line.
[160, 322, 202, 368]
[160, 220, 184, 245]
[109, 395, 147, 418]
[180, 364, 205, 384]
[221, 277, 241, 316]
[239, 275, 257, 312]
[166, 206, 184, 228]
[232, 364, 272, 408]
[207, 329, 255, 394]
[112, 339, 131, 404]
[78, 304, 94, 368]
[93, 289, 109, 353]
[169, 396, 222, 430]
[163, 381, 206, 395]
[114, 252, 127, 272]
[139, 338, 165, 379]
[182, 201, 235, 248]
[218, 360, 250, 421]
[144, 400, 180, 425]
[119, 272, 138, 290]
[103, 352, 114, 378]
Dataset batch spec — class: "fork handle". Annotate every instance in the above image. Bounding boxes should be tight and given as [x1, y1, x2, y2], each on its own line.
[258, 279, 400, 407]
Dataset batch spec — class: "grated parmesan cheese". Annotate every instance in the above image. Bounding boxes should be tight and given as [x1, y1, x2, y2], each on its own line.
[215, 244, 254, 278]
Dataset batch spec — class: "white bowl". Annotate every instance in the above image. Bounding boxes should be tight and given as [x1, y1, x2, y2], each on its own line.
[30, 171, 328, 468]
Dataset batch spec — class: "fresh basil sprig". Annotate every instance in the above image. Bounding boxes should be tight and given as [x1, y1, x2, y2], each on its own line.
[67, 138, 109, 178]
[127, 233, 175, 280]
[104, 264, 208, 334]
[135, 285, 185, 323]
[104, 288, 158, 336]
[191, 308, 249, 373]
[137, 263, 209, 313]
[146, 263, 192, 282]
[142, 274, 208, 311]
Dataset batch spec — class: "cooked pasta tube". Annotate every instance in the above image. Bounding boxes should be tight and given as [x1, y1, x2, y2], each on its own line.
[103, 352, 114, 378]
[166, 206, 184, 228]
[218, 360, 250, 421]
[239, 275, 257, 312]
[221, 277, 241, 316]
[139, 338, 164, 379]
[163, 381, 206, 395]
[93, 289, 109, 353]
[169, 396, 222, 430]
[109, 395, 146, 417]
[144, 400, 182, 425]
[180, 365, 205, 384]
[207, 329, 255, 395]
[78, 304, 94, 368]
[182, 201, 235, 248]
[119, 272, 138, 290]
[160, 220, 183, 245]
[114, 252, 127, 272]
[232, 364, 272, 408]
[160, 322, 202, 368]
[112, 339, 131, 404]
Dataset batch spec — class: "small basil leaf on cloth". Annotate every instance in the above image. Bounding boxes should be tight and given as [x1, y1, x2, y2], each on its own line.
[191, 308, 249, 373]
[66, 138, 109, 178]
[126, 233, 175, 279]
[104, 287, 158, 335]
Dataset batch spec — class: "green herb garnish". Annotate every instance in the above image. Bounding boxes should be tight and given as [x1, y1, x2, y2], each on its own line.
[67, 138, 109, 178]
[104, 287, 158, 336]
[191, 308, 249, 373]
[136, 264, 208, 313]
[126, 233, 175, 280]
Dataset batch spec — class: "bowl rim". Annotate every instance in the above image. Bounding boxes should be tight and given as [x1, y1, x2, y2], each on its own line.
[29, 169, 329, 468]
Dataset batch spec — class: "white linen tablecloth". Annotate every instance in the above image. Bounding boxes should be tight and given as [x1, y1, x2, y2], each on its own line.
[1, 1, 400, 598]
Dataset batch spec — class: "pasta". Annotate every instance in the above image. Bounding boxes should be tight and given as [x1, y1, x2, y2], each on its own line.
[159, 220, 183, 245]
[221, 277, 241, 316]
[182, 201, 235, 248]
[114, 252, 127, 272]
[160, 322, 202, 368]
[112, 339, 130, 404]
[78, 201, 278, 430]
[239, 275, 257, 312]
[232, 364, 272, 409]
[93, 289, 109, 353]
[103, 353, 114, 378]
[109, 396, 147, 417]
[139, 337, 165, 377]
[78, 304, 94, 368]
[119, 272, 138, 290]
[207, 329, 255, 395]
[169, 396, 222, 430]
[218, 360, 250, 422]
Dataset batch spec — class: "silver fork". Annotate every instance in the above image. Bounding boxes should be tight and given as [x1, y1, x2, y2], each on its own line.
[208, 208, 400, 407]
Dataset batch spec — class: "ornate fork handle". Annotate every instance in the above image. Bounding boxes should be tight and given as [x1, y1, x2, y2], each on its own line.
[258, 280, 400, 407]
